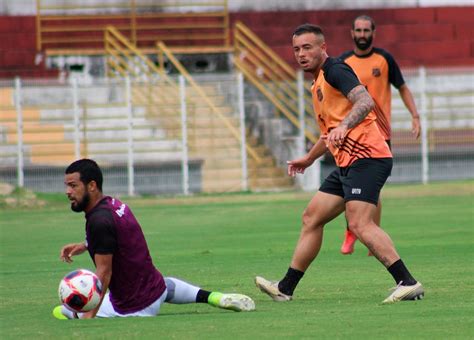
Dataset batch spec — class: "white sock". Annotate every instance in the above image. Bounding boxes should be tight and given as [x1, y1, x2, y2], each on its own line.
[164, 277, 200, 304]
[60, 305, 81, 319]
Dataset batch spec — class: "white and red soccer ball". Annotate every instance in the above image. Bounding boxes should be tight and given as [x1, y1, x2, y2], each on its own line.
[58, 269, 103, 313]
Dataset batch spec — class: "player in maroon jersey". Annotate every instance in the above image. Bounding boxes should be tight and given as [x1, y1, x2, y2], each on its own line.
[53, 159, 254, 319]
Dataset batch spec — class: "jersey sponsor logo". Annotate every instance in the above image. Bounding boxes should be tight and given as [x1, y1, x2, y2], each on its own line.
[372, 68, 381, 77]
[351, 188, 362, 194]
[316, 87, 323, 101]
[115, 203, 126, 217]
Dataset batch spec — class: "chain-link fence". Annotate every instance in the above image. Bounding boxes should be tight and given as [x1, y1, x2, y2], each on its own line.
[1, 66, 473, 195]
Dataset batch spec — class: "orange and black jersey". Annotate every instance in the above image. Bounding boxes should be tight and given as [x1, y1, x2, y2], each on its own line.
[339, 47, 405, 140]
[311, 57, 392, 167]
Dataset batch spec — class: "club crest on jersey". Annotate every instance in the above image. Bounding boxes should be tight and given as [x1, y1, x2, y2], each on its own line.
[316, 87, 323, 101]
[372, 68, 381, 77]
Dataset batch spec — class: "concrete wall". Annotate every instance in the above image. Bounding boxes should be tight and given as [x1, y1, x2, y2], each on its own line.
[231, 6, 474, 67]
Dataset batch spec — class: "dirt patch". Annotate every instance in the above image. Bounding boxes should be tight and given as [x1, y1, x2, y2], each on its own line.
[0, 187, 47, 209]
[0, 183, 14, 195]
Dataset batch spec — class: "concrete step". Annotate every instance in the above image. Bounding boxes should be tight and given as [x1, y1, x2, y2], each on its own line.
[2, 122, 67, 143]
[0, 88, 14, 106]
[0, 109, 40, 122]
[28, 143, 75, 165]
[186, 127, 242, 138]
[198, 158, 242, 168]
[248, 166, 286, 178]
[85, 140, 182, 153]
[88, 151, 183, 162]
[202, 168, 243, 180]
[190, 137, 241, 148]
[201, 178, 244, 192]
[190, 147, 241, 158]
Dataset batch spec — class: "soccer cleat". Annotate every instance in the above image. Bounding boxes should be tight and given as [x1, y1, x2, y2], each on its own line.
[208, 292, 255, 312]
[255, 276, 292, 302]
[382, 281, 424, 304]
[341, 229, 357, 255]
[52, 305, 68, 320]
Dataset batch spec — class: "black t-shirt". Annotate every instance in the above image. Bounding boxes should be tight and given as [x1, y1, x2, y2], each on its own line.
[322, 57, 361, 96]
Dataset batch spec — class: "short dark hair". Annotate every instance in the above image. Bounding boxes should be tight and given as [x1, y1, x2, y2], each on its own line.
[353, 15, 376, 30]
[65, 158, 103, 192]
[293, 23, 324, 38]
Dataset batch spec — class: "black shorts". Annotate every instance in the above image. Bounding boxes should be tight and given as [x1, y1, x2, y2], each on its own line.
[319, 158, 393, 205]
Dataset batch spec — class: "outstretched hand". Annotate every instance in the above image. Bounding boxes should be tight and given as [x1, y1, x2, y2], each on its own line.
[60, 243, 87, 263]
[412, 117, 421, 139]
[287, 155, 314, 177]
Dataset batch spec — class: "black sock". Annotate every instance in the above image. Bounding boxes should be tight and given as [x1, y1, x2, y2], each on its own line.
[278, 267, 304, 296]
[196, 289, 211, 303]
[387, 259, 417, 285]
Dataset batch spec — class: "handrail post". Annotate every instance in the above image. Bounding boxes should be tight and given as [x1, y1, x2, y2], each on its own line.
[237, 72, 248, 191]
[125, 76, 135, 196]
[419, 66, 429, 184]
[179, 75, 190, 196]
[36, 0, 42, 52]
[297, 70, 306, 157]
[104, 28, 109, 78]
[130, 0, 137, 45]
[14, 77, 24, 188]
[71, 77, 81, 159]
[158, 45, 165, 74]
[223, 0, 230, 47]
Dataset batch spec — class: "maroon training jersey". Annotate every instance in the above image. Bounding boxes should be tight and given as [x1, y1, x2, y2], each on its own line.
[85, 196, 166, 314]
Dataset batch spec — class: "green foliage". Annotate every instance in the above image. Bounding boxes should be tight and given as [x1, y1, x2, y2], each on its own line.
[0, 182, 473, 339]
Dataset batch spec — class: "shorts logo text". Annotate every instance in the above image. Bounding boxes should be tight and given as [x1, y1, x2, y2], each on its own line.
[351, 188, 362, 194]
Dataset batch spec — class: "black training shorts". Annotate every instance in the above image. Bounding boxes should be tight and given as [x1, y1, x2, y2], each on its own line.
[319, 158, 393, 205]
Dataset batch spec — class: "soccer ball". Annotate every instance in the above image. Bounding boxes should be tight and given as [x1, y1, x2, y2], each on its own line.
[58, 269, 103, 313]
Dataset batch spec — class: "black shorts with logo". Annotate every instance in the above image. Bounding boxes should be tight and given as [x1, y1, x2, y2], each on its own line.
[319, 158, 393, 205]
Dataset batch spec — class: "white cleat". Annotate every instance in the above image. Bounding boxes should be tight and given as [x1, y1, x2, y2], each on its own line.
[218, 294, 255, 312]
[382, 281, 424, 304]
[255, 276, 292, 302]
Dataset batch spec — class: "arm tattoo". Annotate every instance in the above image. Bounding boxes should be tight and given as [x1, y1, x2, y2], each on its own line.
[341, 85, 374, 129]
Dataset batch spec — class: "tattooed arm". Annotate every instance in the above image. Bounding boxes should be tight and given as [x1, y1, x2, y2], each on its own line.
[325, 85, 374, 148]
[341, 85, 375, 129]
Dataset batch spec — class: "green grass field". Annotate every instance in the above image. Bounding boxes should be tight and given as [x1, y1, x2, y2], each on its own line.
[1, 181, 473, 339]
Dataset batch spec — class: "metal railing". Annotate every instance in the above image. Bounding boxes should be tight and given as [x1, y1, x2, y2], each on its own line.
[156, 41, 261, 163]
[104, 25, 261, 164]
[1, 66, 473, 194]
[36, 0, 230, 55]
[233, 21, 318, 144]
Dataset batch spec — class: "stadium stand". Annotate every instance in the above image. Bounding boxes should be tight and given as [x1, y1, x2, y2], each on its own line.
[0, 1, 472, 193]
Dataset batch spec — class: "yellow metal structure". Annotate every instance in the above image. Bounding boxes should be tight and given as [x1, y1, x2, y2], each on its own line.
[157, 41, 261, 163]
[104, 25, 260, 163]
[36, 0, 230, 56]
[233, 21, 319, 144]
[104, 26, 270, 191]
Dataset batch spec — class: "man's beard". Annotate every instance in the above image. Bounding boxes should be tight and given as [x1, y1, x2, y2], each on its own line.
[71, 192, 90, 212]
[354, 36, 373, 51]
